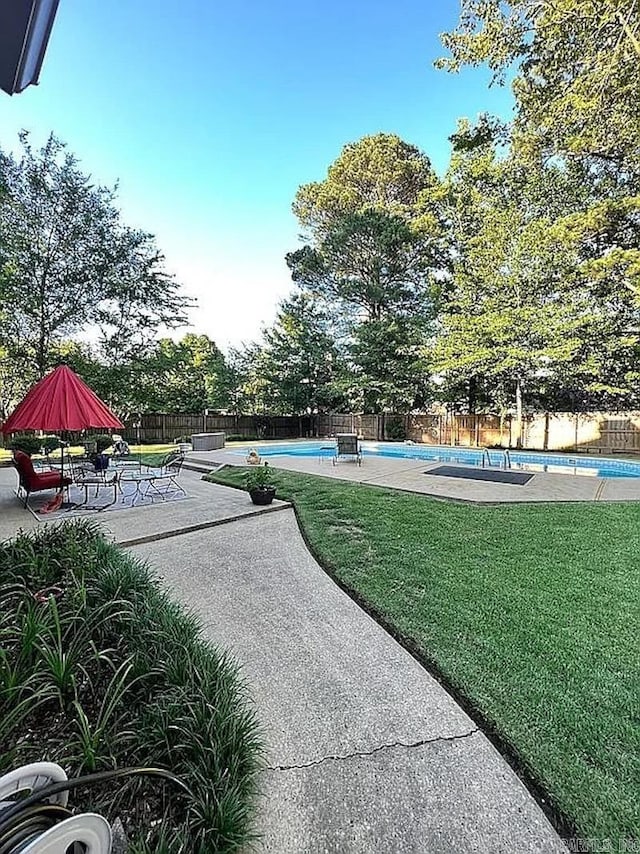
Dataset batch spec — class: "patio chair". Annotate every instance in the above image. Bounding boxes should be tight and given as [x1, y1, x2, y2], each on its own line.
[65, 451, 109, 482]
[149, 450, 185, 474]
[111, 435, 131, 457]
[333, 433, 362, 466]
[154, 451, 187, 495]
[12, 450, 72, 508]
[120, 451, 186, 505]
[146, 451, 187, 498]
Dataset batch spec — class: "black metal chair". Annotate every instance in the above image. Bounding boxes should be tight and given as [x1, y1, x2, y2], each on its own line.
[332, 433, 362, 466]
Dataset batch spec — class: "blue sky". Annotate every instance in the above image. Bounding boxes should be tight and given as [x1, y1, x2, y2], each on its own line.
[0, 0, 514, 350]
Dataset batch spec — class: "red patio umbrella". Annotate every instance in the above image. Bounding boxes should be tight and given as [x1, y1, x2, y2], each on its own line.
[2, 365, 124, 497]
[2, 365, 123, 435]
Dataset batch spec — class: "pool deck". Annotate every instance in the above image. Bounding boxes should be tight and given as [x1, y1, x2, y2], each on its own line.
[187, 444, 640, 503]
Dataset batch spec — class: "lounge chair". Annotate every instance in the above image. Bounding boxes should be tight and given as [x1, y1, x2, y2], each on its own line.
[333, 433, 362, 466]
[12, 450, 72, 508]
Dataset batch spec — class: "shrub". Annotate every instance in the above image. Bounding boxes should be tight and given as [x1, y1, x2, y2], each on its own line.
[0, 520, 262, 851]
[385, 418, 407, 441]
[93, 434, 113, 453]
[9, 434, 46, 456]
[41, 434, 61, 454]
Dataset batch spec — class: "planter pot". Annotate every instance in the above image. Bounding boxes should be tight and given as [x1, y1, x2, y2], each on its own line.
[249, 486, 276, 505]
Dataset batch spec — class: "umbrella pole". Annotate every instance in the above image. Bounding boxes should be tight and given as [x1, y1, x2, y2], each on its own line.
[59, 435, 65, 495]
[59, 434, 71, 507]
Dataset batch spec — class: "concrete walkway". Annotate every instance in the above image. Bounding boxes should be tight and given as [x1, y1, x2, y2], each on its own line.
[130, 506, 567, 853]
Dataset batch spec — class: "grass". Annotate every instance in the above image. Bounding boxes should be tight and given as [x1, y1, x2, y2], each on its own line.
[0, 520, 262, 852]
[206, 465, 640, 845]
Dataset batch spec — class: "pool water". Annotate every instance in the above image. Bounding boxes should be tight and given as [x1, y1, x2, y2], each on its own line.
[235, 441, 640, 479]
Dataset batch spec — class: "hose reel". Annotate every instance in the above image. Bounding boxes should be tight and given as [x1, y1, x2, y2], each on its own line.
[0, 762, 191, 853]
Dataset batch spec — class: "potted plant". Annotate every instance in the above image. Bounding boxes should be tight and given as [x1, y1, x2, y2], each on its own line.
[245, 463, 277, 505]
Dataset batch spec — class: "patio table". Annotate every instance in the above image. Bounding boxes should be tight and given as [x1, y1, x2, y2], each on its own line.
[74, 472, 120, 511]
[109, 458, 142, 471]
[119, 466, 186, 506]
[119, 471, 157, 506]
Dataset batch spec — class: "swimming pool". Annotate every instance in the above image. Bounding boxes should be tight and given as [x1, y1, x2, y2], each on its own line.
[235, 441, 640, 479]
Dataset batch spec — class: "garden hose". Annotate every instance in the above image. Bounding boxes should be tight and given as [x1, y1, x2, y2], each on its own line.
[0, 765, 192, 854]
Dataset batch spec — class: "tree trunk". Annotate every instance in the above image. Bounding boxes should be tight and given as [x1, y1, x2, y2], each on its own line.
[515, 377, 523, 448]
[543, 411, 550, 451]
[468, 375, 477, 413]
[36, 313, 47, 379]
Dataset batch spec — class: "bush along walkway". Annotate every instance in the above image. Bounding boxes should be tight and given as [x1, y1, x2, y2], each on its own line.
[0, 519, 263, 853]
[131, 496, 566, 853]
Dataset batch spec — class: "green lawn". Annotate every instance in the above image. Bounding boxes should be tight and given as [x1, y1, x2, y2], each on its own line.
[207, 466, 640, 844]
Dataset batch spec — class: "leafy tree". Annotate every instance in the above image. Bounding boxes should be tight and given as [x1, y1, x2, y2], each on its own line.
[0, 346, 32, 424]
[287, 134, 441, 412]
[95, 229, 192, 368]
[223, 344, 273, 417]
[438, 0, 640, 173]
[293, 132, 440, 237]
[431, 131, 605, 441]
[0, 132, 191, 383]
[348, 317, 430, 413]
[287, 209, 435, 323]
[54, 334, 229, 419]
[259, 293, 344, 415]
[437, 7, 640, 416]
[151, 334, 227, 413]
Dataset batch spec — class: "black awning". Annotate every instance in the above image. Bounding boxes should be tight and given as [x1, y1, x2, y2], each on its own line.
[0, 0, 60, 95]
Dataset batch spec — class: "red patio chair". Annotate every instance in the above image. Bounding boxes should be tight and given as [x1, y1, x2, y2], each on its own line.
[12, 450, 72, 508]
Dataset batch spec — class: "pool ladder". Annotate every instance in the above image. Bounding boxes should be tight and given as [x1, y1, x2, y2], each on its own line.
[481, 449, 511, 469]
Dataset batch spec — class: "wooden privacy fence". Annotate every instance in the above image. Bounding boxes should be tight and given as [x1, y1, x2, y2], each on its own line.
[123, 413, 312, 443]
[315, 413, 509, 444]
[116, 411, 640, 453]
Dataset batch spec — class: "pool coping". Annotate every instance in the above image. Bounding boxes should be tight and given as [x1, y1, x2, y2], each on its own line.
[230, 440, 640, 477]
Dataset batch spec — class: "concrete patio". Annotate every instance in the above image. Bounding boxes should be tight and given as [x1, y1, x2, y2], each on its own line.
[0, 464, 290, 546]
